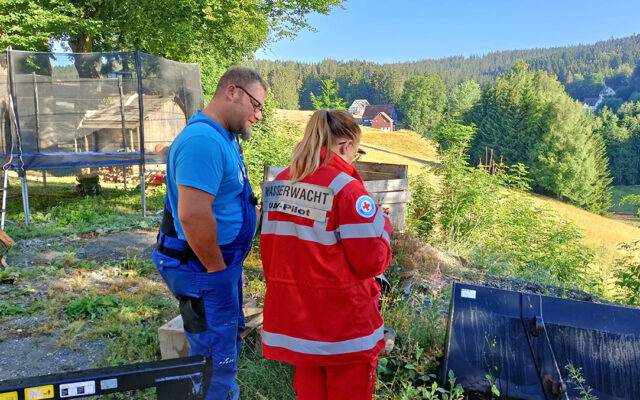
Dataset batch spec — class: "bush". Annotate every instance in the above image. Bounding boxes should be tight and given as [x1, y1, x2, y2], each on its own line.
[243, 91, 299, 195]
[408, 117, 600, 293]
[65, 294, 121, 320]
[0, 301, 24, 317]
[407, 168, 437, 239]
[377, 280, 448, 398]
[614, 241, 640, 305]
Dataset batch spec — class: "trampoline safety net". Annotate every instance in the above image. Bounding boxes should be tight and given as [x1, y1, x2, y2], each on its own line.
[0, 49, 203, 172]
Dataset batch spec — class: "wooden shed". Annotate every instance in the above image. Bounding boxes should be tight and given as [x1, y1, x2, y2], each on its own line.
[348, 99, 370, 117]
[264, 161, 410, 231]
[77, 94, 187, 154]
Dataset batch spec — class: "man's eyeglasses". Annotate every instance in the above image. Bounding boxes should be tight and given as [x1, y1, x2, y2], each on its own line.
[236, 85, 263, 114]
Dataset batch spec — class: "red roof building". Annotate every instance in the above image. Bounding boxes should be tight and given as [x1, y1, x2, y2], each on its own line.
[371, 111, 394, 132]
[362, 105, 397, 130]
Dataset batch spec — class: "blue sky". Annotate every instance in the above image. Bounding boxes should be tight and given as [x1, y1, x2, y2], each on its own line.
[255, 0, 640, 64]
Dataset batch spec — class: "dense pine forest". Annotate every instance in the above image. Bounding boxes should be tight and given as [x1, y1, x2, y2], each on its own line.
[248, 34, 640, 108]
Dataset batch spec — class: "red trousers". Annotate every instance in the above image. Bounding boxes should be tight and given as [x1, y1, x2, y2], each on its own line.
[293, 359, 377, 400]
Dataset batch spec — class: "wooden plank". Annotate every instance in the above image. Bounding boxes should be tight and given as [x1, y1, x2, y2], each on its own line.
[354, 161, 408, 179]
[241, 312, 264, 339]
[0, 229, 16, 251]
[364, 178, 408, 193]
[264, 163, 409, 182]
[243, 307, 263, 318]
[158, 315, 190, 359]
[383, 203, 407, 231]
[245, 312, 264, 329]
[369, 190, 411, 205]
[358, 171, 394, 181]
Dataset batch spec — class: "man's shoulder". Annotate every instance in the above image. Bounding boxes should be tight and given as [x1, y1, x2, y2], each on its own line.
[174, 123, 226, 150]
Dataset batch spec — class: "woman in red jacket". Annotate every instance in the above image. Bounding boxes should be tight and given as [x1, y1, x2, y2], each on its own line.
[260, 110, 392, 400]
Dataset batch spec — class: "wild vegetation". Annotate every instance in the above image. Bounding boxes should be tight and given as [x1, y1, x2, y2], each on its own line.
[0, 99, 637, 399]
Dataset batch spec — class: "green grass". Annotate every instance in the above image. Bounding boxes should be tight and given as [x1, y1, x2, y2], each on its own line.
[611, 185, 640, 214]
[3, 175, 164, 240]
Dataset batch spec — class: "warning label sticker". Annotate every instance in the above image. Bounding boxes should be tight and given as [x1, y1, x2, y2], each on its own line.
[262, 181, 334, 222]
[0, 391, 18, 400]
[24, 385, 54, 400]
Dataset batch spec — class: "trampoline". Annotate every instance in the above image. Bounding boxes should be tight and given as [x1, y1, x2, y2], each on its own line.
[0, 48, 204, 228]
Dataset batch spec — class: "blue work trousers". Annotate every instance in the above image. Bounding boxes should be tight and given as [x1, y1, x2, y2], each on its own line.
[154, 246, 245, 400]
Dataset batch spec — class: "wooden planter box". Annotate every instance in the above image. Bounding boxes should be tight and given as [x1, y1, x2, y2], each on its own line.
[263, 161, 410, 231]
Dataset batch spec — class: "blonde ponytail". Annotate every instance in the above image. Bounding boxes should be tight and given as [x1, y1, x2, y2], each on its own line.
[290, 110, 360, 182]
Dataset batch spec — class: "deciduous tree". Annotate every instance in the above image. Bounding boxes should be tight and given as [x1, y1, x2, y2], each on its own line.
[399, 74, 447, 135]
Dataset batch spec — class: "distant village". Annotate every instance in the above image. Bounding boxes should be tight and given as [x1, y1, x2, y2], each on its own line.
[348, 87, 613, 134]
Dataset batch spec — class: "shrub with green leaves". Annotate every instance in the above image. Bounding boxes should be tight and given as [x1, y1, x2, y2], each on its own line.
[566, 363, 598, 400]
[377, 287, 448, 398]
[407, 168, 437, 239]
[413, 117, 599, 293]
[621, 193, 640, 217]
[614, 241, 640, 305]
[0, 301, 24, 317]
[65, 294, 121, 320]
[243, 91, 299, 194]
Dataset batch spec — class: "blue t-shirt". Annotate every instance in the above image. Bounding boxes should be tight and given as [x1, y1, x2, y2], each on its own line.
[166, 111, 246, 245]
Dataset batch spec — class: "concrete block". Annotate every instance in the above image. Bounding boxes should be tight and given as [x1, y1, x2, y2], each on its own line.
[158, 307, 264, 359]
[158, 315, 189, 359]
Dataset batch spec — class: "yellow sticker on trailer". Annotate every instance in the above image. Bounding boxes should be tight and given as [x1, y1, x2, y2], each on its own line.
[0, 392, 18, 400]
[24, 385, 54, 400]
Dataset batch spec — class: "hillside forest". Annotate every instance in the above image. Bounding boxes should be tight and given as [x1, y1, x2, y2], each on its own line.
[249, 35, 640, 214]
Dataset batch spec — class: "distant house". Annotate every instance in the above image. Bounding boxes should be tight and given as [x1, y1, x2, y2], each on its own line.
[348, 99, 370, 116]
[371, 111, 394, 132]
[600, 86, 615, 97]
[582, 97, 601, 111]
[582, 86, 616, 112]
[362, 105, 397, 129]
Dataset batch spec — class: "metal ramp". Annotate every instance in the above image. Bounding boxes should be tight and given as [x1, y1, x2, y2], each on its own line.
[441, 282, 640, 399]
[0, 356, 211, 400]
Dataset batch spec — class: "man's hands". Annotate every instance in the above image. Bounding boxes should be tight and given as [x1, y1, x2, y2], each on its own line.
[177, 185, 227, 273]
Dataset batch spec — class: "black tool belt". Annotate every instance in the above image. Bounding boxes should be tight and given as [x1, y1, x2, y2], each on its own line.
[156, 205, 198, 262]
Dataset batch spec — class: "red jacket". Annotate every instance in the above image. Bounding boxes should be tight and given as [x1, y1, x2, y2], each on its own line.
[260, 150, 392, 366]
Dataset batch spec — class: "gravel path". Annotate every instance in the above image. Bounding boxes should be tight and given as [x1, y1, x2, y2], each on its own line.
[0, 229, 158, 381]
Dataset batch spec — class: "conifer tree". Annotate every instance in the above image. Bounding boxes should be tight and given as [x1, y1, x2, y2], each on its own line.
[468, 61, 613, 213]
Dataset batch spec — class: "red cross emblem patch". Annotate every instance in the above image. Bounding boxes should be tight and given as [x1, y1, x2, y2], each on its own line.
[355, 195, 376, 218]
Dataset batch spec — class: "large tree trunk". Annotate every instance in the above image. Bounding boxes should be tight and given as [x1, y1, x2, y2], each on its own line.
[69, 34, 101, 78]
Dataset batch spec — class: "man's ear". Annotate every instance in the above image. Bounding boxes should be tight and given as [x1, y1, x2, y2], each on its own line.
[224, 84, 236, 101]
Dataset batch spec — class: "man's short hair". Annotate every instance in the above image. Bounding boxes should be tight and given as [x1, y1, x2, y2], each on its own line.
[215, 66, 267, 97]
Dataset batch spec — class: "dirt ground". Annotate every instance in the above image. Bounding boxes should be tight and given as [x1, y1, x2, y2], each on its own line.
[0, 230, 158, 381]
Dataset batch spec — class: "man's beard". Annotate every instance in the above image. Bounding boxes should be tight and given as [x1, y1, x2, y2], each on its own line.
[233, 125, 252, 141]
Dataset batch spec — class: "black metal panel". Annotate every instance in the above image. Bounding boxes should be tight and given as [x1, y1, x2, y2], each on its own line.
[0, 356, 211, 400]
[442, 283, 640, 400]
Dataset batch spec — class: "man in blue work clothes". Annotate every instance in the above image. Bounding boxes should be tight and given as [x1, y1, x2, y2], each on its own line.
[152, 66, 267, 399]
